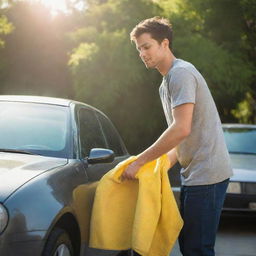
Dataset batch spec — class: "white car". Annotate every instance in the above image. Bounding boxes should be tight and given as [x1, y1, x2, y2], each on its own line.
[222, 124, 256, 214]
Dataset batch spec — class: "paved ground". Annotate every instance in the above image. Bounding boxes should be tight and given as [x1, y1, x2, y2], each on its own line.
[85, 214, 256, 256]
[170, 215, 256, 256]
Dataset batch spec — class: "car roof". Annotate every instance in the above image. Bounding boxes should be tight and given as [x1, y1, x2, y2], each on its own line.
[0, 95, 110, 119]
[222, 123, 256, 129]
[0, 95, 86, 107]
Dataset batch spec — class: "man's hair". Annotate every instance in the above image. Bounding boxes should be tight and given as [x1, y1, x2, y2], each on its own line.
[130, 17, 173, 49]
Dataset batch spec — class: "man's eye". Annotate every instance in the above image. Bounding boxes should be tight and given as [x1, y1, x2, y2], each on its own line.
[137, 45, 150, 52]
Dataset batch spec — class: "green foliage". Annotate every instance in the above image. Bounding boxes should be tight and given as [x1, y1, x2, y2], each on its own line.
[174, 33, 254, 117]
[159, 0, 256, 122]
[69, 42, 99, 67]
[0, 1, 74, 97]
[69, 0, 166, 153]
[0, 0, 255, 153]
[0, 13, 13, 47]
[231, 92, 256, 124]
[68, 0, 256, 152]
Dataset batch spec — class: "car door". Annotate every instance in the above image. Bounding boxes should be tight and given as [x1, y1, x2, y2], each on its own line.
[76, 106, 130, 255]
[78, 107, 127, 182]
[95, 111, 128, 159]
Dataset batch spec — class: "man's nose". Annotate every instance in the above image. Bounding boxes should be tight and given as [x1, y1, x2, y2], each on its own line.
[139, 50, 145, 59]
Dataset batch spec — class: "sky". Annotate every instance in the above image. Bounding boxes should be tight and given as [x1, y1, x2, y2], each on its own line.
[27, 0, 85, 15]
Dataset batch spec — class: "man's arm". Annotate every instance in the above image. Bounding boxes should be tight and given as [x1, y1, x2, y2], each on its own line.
[121, 103, 194, 180]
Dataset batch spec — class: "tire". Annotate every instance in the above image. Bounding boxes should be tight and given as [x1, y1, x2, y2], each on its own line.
[42, 227, 74, 256]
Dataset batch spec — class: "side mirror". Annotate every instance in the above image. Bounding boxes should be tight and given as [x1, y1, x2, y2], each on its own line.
[87, 148, 115, 164]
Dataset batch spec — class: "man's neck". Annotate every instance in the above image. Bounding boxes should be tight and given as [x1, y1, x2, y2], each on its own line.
[157, 52, 176, 76]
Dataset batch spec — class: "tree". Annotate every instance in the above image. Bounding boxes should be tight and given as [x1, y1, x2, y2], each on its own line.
[158, 0, 255, 122]
[0, 0, 14, 81]
[69, 0, 256, 152]
[69, 0, 166, 153]
[0, 14, 13, 47]
[0, 1, 74, 97]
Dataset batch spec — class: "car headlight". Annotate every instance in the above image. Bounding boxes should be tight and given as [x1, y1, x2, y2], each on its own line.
[0, 204, 8, 233]
[227, 182, 241, 194]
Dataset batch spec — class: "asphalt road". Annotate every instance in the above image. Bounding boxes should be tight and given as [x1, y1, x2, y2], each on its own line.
[170, 215, 256, 256]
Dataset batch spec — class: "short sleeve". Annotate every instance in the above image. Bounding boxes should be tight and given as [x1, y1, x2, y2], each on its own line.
[168, 68, 197, 109]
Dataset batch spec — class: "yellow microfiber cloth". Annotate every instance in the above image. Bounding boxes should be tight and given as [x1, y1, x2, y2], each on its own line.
[89, 154, 183, 256]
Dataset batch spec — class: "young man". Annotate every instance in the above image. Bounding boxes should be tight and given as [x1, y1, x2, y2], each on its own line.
[122, 17, 233, 256]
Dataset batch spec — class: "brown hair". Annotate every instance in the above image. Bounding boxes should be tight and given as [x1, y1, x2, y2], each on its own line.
[130, 17, 173, 49]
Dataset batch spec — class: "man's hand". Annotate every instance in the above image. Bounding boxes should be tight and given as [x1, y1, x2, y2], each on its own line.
[121, 161, 142, 181]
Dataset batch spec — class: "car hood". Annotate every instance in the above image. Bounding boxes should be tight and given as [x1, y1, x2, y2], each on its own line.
[0, 152, 68, 202]
[229, 154, 256, 182]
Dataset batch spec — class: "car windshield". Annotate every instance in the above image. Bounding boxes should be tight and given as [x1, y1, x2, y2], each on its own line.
[223, 127, 256, 155]
[0, 102, 70, 158]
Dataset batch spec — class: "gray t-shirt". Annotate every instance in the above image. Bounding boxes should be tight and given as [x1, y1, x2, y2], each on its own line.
[159, 58, 233, 186]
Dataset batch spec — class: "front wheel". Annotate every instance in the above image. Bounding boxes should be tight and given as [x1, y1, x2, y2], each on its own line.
[42, 227, 74, 256]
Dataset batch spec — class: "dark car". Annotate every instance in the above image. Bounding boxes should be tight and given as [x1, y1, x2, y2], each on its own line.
[222, 124, 256, 214]
[0, 95, 129, 256]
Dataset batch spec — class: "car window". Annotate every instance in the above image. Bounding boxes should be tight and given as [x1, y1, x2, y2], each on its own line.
[0, 102, 70, 158]
[78, 108, 107, 158]
[223, 127, 256, 154]
[96, 112, 126, 156]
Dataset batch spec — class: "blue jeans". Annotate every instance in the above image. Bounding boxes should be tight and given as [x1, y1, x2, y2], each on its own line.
[178, 179, 229, 256]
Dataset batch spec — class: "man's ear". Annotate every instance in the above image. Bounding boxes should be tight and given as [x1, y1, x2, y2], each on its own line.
[162, 38, 169, 49]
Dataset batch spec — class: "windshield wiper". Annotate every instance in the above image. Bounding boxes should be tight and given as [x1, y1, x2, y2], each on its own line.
[229, 151, 256, 155]
[0, 148, 39, 155]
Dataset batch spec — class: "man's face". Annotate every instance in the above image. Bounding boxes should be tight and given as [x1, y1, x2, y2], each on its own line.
[135, 33, 166, 69]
